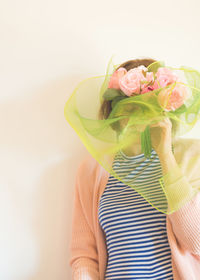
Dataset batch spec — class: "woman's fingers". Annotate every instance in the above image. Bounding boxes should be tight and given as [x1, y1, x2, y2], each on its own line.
[150, 118, 171, 128]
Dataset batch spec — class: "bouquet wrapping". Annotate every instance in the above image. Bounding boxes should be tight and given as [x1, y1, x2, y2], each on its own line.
[64, 55, 200, 214]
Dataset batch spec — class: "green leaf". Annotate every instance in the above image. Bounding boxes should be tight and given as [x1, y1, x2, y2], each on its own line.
[103, 88, 123, 101]
[147, 61, 165, 74]
[174, 104, 187, 114]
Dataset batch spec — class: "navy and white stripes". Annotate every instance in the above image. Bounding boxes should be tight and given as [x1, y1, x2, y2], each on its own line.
[98, 148, 173, 279]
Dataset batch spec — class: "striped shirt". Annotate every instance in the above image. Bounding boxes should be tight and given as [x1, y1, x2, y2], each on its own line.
[98, 148, 174, 279]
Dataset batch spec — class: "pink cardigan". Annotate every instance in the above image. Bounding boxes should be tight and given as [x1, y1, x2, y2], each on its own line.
[69, 137, 200, 279]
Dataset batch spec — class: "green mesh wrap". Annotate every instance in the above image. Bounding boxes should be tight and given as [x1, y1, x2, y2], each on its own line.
[64, 55, 200, 214]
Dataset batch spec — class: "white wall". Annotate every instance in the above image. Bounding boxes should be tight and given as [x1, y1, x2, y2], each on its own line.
[0, 0, 200, 279]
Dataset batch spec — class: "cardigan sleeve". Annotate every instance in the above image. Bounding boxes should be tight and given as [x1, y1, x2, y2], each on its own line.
[164, 163, 200, 256]
[69, 160, 100, 280]
[168, 190, 200, 256]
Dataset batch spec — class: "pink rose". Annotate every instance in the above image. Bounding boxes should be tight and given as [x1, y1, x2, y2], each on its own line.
[145, 71, 154, 82]
[108, 67, 127, 90]
[140, 72, 159, 94]
[137, 65, 149, 72]
[156, 67, 180, 87]
[157, 84, 190, 111]
[141, 80, 159, 94]
[118, 67, 147, 96]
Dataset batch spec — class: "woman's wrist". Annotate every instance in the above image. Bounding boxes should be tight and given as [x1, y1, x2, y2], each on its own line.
[157, 151, 181, 185]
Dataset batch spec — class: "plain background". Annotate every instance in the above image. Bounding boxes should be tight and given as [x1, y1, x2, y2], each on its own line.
[0, 0, 200, 279]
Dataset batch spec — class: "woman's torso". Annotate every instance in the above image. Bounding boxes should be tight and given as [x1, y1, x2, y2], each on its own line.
[98, 148, 174, 280]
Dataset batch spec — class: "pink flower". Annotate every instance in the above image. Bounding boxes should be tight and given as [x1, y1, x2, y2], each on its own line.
[106, 64, 190, 113]
[108, 67, 127, 90]
[157, 84, 190, 111]
[140, 72, 159, 94]
[140, 80, 159, 94]
[145, 71, 154, 82]
[118, 67, 147, 96]
[156, 67, 180, 87]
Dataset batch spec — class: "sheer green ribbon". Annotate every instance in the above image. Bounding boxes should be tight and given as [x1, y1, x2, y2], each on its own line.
[64, 55, 200, 214]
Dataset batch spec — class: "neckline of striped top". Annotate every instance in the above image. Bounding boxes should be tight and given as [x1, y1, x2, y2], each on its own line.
[118, 148, 157, 162]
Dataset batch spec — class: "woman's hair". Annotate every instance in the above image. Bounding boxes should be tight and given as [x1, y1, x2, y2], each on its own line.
[98, 57, 179, 137]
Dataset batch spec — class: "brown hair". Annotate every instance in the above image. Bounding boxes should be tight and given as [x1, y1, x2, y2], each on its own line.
[98, 57, 157, 132]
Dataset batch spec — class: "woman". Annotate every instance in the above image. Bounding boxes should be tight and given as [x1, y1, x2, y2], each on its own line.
[68, 58, 200, 279]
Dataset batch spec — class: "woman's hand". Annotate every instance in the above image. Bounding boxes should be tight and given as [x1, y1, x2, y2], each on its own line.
[149, 116, 173, 157]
